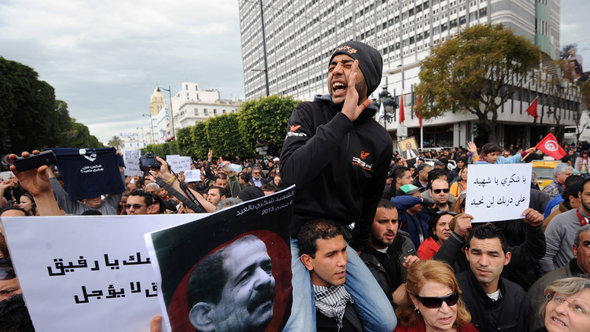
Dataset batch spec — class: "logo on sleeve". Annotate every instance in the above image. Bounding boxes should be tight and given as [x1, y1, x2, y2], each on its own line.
[286, 124, 307, 138]
[352, 150, 373, 171]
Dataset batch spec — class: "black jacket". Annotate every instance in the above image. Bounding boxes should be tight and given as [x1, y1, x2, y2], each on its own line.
[316, 304, 363, 332]
[280, 95, 392, 250]
[360, 231, 416, 304]
[457, 270, 529, 332]
[434, 223, 546, 286]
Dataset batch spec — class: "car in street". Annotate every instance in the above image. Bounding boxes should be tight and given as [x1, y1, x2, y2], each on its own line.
[532, 160, 560, 190]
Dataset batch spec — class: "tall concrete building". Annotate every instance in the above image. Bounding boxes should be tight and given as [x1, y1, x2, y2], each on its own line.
[239, 0, 576, 147]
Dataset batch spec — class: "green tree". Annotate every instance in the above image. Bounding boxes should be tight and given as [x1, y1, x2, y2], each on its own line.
[0, 57, 102, 152]
[192, 122, 209, 159]
[238, 95, 300, 157]
[176, 127, 194, 157]
[415, 24, 541, 143]
[107, 136, 123, 149]
[206, 113, 248, 159]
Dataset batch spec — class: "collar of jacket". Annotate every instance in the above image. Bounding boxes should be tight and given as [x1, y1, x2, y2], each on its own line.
[467, 269, 506, 308]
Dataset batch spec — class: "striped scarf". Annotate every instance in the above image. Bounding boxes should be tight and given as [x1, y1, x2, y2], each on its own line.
[313, 284, 353, 330]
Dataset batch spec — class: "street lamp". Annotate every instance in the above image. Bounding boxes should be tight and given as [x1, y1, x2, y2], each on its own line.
[142, 113, 154, 145]
[376, 86, 397, 131]
[251, 68, 270, 96]
[158, 86, 175, 141]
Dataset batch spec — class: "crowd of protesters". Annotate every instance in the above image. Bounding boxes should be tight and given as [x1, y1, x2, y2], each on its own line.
[2, 40, 590, 332]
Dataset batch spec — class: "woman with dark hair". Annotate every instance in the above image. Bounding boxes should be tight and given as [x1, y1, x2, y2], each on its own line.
[395, 260, 477, 332]
[17, 193, 36, 216]
[535, 277, 590, 332]
[449, 167, 468, 199]
[417, 211, 455, 260]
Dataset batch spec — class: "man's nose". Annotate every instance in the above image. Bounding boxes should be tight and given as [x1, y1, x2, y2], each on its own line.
[253, 267, 275, 288]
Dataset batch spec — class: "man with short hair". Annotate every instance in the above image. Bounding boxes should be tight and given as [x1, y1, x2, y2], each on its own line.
[383, 166, 413, 199]
[544, 175, 584, 230]
[542, 163, 574, 199]
[206, 186, 226, 207]
[187, 235, 275, 332]
[125, 189, 159, 215]
[299, 219, 363, 332]
[413, 163, 431, 189]
[427, 178, 451, 214]
[542, 177, 590, 272]
[528, 225, 590, 331]
[391, 184, 430, 248]
[249, 167, 266, 188]
[360, 199, 417, 307]
[457, 223, 530, 332]
[280, 41, 395, 331]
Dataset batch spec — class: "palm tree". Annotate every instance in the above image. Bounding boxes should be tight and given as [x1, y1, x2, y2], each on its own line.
[107, 136, 123, 149]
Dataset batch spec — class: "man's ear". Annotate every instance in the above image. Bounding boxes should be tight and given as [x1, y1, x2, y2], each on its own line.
[464, 247, 470, 261]
[503, 251, 512, 266]
[189, 302, 216, 331]
[300, 254, 314, 272]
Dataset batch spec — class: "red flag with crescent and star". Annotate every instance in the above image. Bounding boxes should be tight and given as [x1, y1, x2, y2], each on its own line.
[536, 133, 566, 160]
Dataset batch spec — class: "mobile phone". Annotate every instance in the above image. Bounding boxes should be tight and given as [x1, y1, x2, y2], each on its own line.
[12, 150, 57, 171]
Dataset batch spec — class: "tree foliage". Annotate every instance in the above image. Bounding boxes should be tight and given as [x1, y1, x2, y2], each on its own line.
[107, 136, 123, 149]
[0, 57, 103, 153]
[415, 24, 541, 143]
[239, 95, 300, 157]
[144, 95, 301, 160]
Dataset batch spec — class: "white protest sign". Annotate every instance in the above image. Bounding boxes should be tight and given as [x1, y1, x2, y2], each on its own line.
[1, 214, 206, 332]
[465, 163, 532, 222]
[123, 150, 142, 176]
[183, 169, 201, 182]
[166, 155, 192, 173]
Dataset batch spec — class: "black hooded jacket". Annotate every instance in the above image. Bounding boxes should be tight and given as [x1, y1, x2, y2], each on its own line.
[280, 95, 393, 250]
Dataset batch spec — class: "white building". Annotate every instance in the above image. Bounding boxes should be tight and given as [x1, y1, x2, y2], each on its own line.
[239, 0, 577, 147]
[155, 82, 243, 141]
[119, 131, 145, 151]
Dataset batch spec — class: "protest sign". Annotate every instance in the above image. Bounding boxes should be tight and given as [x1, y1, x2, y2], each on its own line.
[183, 169, 201, 182]
[166, 155, 192, 173]
[465, 163, 532, 222]
[146, 186, 295, 332]
[124, 150, 143, 176]
[1, 214, 205, 332]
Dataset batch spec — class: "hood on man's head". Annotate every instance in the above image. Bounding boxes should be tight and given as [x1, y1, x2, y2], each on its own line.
[329, 41, 383, 97]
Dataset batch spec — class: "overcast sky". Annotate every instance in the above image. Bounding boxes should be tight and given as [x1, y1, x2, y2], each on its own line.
[1, 0, 588, 145]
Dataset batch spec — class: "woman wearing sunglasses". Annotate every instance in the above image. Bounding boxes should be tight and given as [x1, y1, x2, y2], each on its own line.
[535, 277, 590, 332]
[395, 260, 477, 332]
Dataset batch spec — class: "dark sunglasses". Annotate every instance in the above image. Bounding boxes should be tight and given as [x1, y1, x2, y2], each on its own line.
[416, 291, 459, 308]
[0, 267, 16, 280]
[432, 188, 450, 194]
[436, 210, 457, 216]
[124, 204, 145, 209]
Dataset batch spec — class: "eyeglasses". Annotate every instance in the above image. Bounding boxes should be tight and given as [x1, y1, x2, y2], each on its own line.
[548, 293, 590, 316]
[416, 291, 459, 308]
[432, 188, 450, 194]
[124, 204, 146, 210]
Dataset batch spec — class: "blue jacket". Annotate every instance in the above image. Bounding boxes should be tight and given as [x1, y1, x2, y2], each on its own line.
[390, 195, 430, 248]
[474, 152, 525, 164]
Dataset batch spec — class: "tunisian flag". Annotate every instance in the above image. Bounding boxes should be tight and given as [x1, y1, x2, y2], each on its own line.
[399, 94, 405, 124]
[536, 133, 566, 160]
[416, 95, 423, 128]
[526, 98, 538, 123]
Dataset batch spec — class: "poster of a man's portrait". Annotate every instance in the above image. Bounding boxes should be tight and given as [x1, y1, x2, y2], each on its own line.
[146, 187, 295, 332]
[398, 137, 419, 160]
